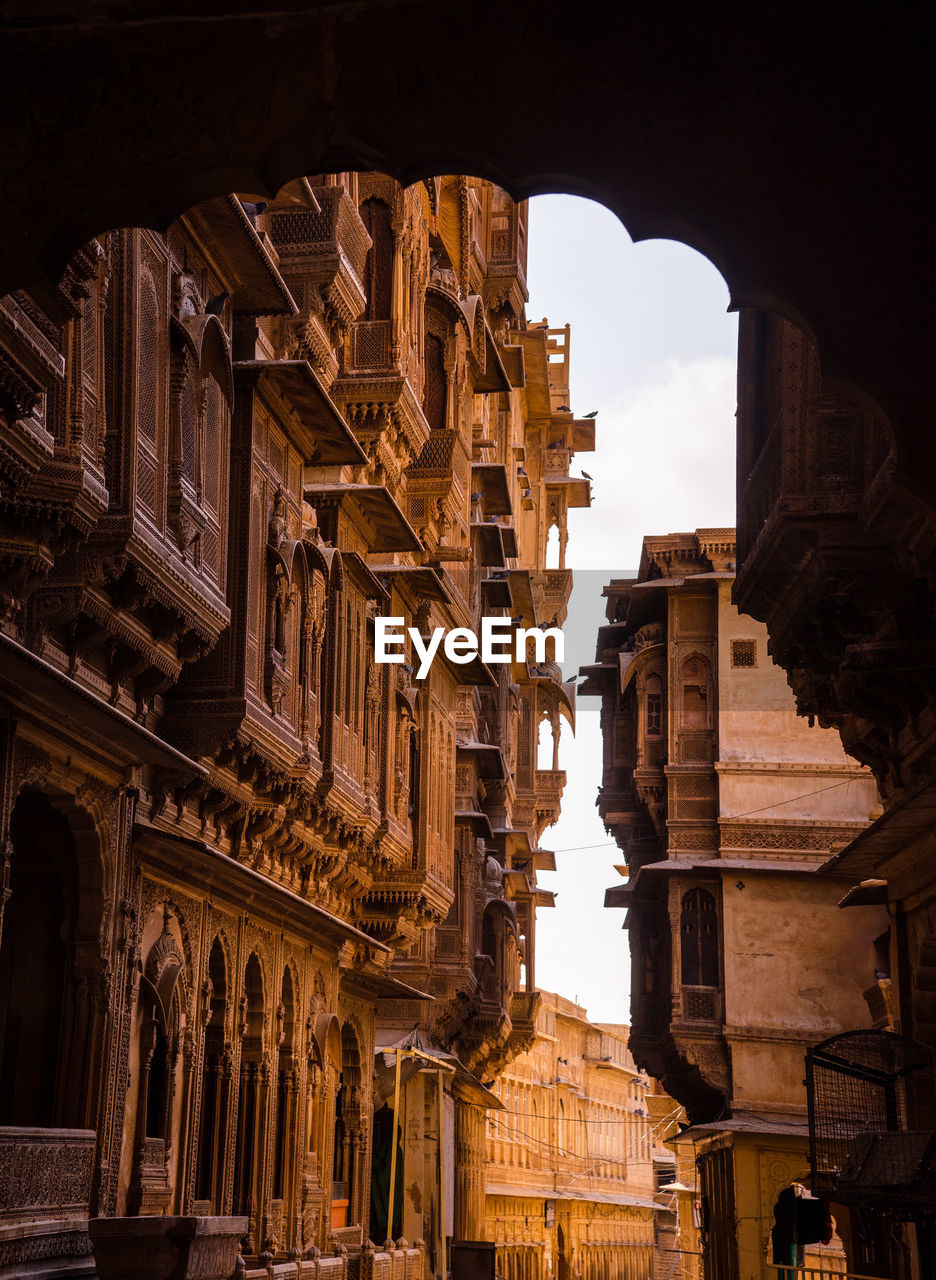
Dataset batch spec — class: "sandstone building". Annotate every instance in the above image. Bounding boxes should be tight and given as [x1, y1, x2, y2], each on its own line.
[484, 992, 660, 1280]
[582, 531, 890, 1280]
[0, 173, 593, 1279]
[4, 8, 936, 1276]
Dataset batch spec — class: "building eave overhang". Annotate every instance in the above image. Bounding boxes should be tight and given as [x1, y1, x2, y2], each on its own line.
[506, 569, 536, 623]
[456, 740, 507, 779]
[497, 341, 525, 389]
[471, 463, 513, 516]
[135, 817, 387, 950]
[376, 564, 452, 605]
[0, 632, 208, 776]
[303, 482, 423, 552]
[235, 358, 367, 464]
[819, 780, 936, 881]
[340, 550, 391, 603]
[422, 644, 496, 687]
[471, 521, 506, 567]
[181, 194, 298, 317]
[577, 663, 613, 697]
[455, 808, 494, 838]
[490, 826, 534, 858]
[545, 475, 591, 507]
[474, 325, 512, 393]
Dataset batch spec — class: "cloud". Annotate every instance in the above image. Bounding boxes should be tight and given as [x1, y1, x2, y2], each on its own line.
[566, 354, 737, 572]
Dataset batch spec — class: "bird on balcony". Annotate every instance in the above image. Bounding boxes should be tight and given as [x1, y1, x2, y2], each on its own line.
[583, 410, 598, 418]
[240, 200, 268, 221]
[581, 470, 593, 480]
[205, 291, 230, 315]
[556, 404, 572, 412]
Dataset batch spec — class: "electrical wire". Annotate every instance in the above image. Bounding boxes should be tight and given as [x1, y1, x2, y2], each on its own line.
[487, 1103, 682, 1169]
[490, 1110, 654, 1124]
[551, 773, 866, 854]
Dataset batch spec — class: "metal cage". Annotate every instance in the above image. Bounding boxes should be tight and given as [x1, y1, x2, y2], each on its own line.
[806, 1029, 936, 1215]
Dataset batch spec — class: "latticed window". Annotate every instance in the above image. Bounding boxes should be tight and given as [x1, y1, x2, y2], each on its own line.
[680, 655, 712, 729]
[680, 887, 719, 987]
[646, 673, 663, 736]
[358, 197, 392, 321]
[731, 638, 757, 668]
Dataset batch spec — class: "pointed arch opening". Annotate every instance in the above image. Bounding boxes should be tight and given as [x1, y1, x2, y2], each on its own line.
[195, 936, 230, 1211]
[233, 953, 267, 1244]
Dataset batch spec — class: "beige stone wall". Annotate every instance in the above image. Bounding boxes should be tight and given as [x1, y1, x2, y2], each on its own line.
[484, 993, 660, 1280]
[718, 868, 884, 1111]
[716, 583, 879, 811]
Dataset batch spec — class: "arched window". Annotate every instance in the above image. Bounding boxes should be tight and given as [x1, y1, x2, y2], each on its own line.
[200, 372, 229, 585]
[273, 967, 298, 1241]
[233, 953, 266, 1237]
[680, 888, 719, 987]
[136, 262, 166, 525]
[423, 331, 447, 430]
[545, 524, 560, 570]
[680, 656, 712, 730]
[145, 1017, 170, 1141]
[196, 937, 229, 1209]
[0, 792, 77, 1127]
[180, 358, 198, 487]
[129, 905, 187, 1215]
[333, 1022, 363, 1228]
[359, 198, 393, 322]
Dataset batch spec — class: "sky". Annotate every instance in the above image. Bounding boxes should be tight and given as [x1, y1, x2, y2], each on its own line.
[526, 195, 738, 1022]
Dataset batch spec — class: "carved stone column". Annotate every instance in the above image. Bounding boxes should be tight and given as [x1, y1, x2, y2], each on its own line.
[453, 1098, 486, 1242]
[95, 783, 139, 1215]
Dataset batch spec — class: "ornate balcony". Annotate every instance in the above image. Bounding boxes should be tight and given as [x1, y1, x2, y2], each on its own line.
[532, 568, 573, 626]
[0, 1126, 95, 1222]
[508, 990, 540, 1045]
[0, 1127, 96, 1275]
[678, 984, 722, 1025]
[269, 186, 370, 334]
[347, 319, 392, 373]
[534, 769, 566, 832]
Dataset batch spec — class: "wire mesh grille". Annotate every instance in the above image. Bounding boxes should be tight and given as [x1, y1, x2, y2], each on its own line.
[806, 1030, 936, 1214]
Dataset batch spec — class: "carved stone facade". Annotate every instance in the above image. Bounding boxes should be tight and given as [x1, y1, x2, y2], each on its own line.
[583, 531, 890, 1280]
[0, 174, 592, 1279]
[733, 312, 936, 1278]
[484, 993, 659, 1280]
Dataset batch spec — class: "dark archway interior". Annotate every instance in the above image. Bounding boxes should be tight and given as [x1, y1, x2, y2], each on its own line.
[0, 3, 934, 492]
[0, 791, 77, 1127]
[0, 9, 934, 1273]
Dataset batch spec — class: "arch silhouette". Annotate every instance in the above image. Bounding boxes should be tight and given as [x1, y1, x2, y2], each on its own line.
[1, 5, 930, 495]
